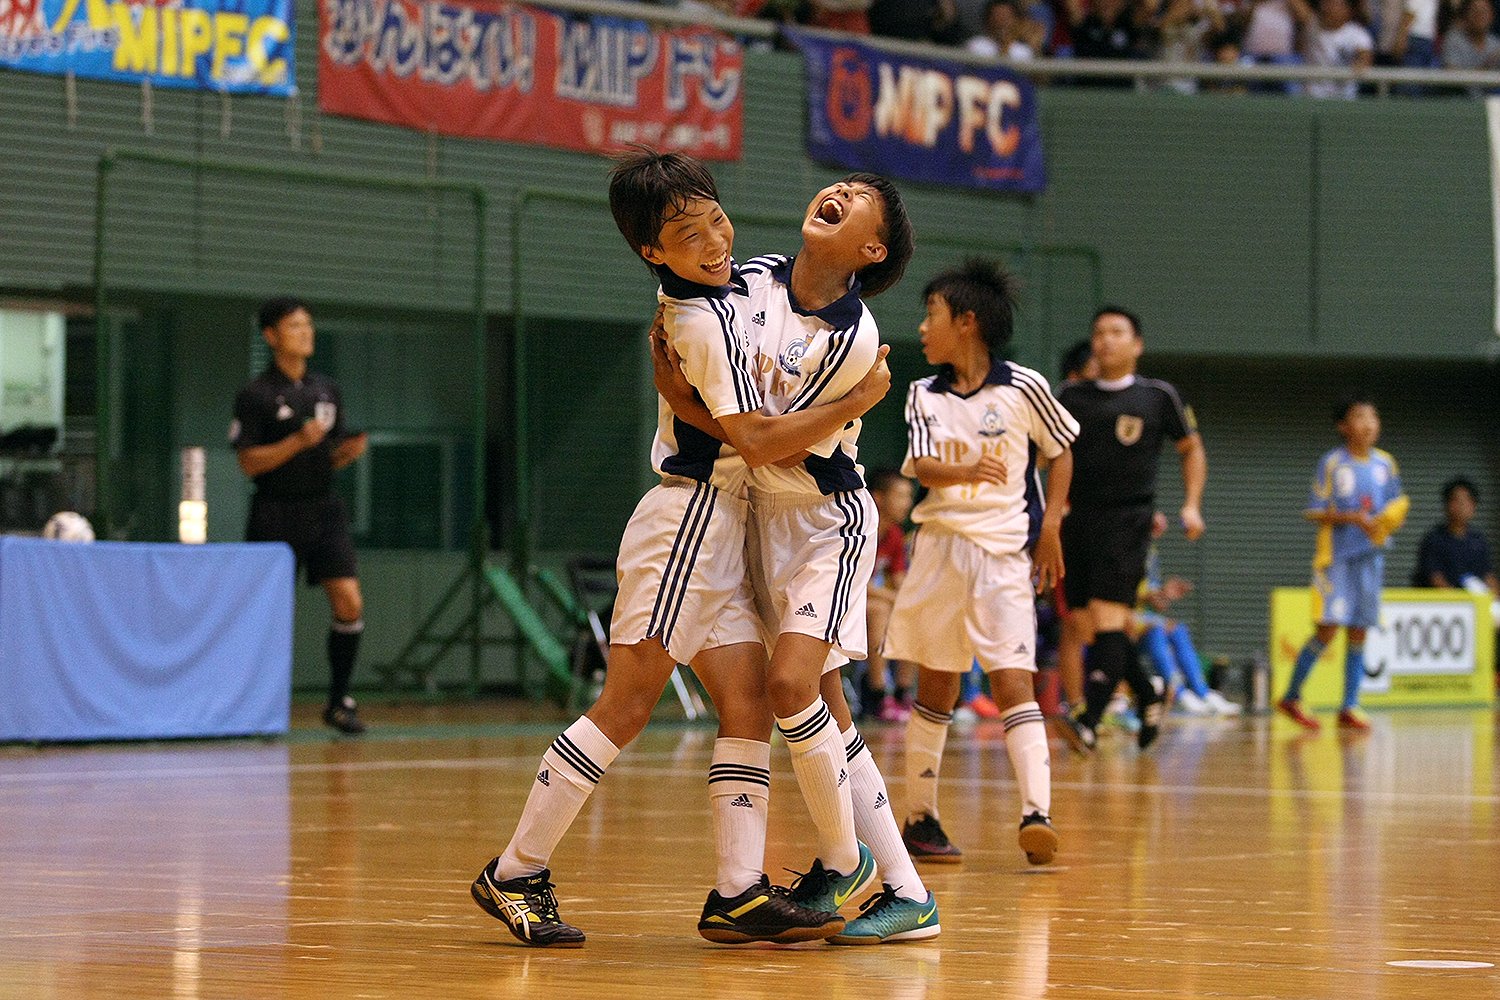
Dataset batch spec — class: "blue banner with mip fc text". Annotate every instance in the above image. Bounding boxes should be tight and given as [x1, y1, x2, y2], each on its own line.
[0, 0, 295, 95]
[787, 28, 1045, 193]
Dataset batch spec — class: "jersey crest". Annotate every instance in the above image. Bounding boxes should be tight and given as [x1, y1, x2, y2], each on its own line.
[1115, 413, 1143, 446]
[1334, 465, 1356, 498]
[778, 335, 809, 377]
[978, 404, 1006, 438]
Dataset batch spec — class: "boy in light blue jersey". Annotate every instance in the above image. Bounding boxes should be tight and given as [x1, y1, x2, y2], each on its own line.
[1278, 396, 1408, 732]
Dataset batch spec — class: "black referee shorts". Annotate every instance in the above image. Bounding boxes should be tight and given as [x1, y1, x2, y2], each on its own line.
[1061, 503, 1153, 610]
[247, 493, 358, 586]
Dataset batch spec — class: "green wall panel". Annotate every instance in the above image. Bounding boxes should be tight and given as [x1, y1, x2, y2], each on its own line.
[3, 13, 1493, 361]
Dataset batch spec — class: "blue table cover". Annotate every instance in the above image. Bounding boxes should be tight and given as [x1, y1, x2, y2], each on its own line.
[0, 538, 293, 741]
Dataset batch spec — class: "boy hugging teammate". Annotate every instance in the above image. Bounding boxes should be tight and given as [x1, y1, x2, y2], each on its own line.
[660, 173, 941, 944]
[472, 152, 888, 947]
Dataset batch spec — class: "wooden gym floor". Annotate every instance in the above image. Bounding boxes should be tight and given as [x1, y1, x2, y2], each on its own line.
[1, 703, 1496, 999]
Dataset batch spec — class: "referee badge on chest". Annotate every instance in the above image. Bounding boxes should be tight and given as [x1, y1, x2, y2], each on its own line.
[1115, 414, 1143, 446]
[315, 401, 337, 430]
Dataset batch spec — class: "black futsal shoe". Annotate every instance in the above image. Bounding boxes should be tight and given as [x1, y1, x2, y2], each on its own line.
[902, 813, 963, 863]
[1138, 699, 1163, 750]
[698, 874, 845, 944]
[471, 860, 586, 947]
[1018, 812, 1059, 865]
[322, 696, 366, 734]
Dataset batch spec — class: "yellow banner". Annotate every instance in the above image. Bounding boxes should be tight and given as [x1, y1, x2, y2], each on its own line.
[1270, 587, 1496, 709]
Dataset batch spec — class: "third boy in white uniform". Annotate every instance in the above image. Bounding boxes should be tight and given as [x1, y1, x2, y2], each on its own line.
[885, 259, 1078, 867]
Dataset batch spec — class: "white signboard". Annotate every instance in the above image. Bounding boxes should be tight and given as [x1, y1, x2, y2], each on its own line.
[1361, 600, 1478, 695]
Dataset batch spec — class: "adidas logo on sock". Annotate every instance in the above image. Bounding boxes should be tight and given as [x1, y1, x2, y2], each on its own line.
[536, 769, 550, 786]
[752, 310, 766, 325]
[729, 793, 754, 808]
[919, 768, 936, 778]
[873, 791, 887, 808]
[837, 769, 847, 787]
[795, 603, 817, 618]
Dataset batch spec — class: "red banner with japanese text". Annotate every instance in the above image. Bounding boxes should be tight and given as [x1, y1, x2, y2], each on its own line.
[318, 0, 743, 160]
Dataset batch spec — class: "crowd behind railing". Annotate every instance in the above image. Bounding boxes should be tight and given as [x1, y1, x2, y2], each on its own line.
[652, 0, 1500, 95]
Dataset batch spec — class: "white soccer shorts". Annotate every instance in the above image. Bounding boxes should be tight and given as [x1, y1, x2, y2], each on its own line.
[747, 488, 876, 664]
[882, 526, 1038, 674]
[610, 478, 762, 664]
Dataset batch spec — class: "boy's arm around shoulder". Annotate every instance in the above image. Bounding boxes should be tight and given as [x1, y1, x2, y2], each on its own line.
[720, 344, 892, 467]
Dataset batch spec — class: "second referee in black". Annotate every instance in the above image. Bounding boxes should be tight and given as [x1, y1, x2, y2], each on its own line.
[231, 297, 371, 734]
[1056, 306, 1207, 751]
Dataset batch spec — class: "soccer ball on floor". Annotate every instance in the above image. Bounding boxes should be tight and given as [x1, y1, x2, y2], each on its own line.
[42, 511, 96, 543]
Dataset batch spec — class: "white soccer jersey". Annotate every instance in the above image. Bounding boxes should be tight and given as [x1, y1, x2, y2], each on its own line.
[649, 263, 763, 493]
[902, 359, 1079, 555]
[738, 254, 878, 495]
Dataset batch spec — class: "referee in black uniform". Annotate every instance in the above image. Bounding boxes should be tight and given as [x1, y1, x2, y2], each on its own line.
[1056, 306, 1206, 750]
[231, 298, 370, 734]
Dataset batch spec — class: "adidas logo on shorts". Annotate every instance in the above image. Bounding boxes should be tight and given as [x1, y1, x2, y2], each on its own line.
[1014, 643, 1029, 655]
[795, 603, 817, 618]
[729, 793, 754, 808]
[873, 791, 887, 808]
[536, 769, 550, 786]
[919, 768, 936, 778]
[752, 310, 766, 326]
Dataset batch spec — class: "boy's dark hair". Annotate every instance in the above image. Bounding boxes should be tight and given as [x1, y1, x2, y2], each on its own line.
[608, 147, 720, 262]
[1060, 338, 1093, 380]
[868, 467, 908, 494]
[842, 172, 913, 299]
[1092, 304, 1142, 337]
[1442, 477, 1478, 505]
[922, 258, 1019, 357]
[258, 297, 310, 332]
[1333, 393, 1374, 424]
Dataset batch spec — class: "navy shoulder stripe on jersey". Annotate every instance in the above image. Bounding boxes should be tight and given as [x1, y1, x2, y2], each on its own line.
[706, 295, 761, 413]
[1010, 366, 1076, 448]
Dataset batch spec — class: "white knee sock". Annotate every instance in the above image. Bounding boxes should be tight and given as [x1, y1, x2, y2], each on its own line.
[1001, 700, 1051, 819]
[843, 725, 927, 903]
[709, 738, 771, 897]
[905, 701, 952, 824]
[497, 717, 620, 880]
[776, 698, 859, 874]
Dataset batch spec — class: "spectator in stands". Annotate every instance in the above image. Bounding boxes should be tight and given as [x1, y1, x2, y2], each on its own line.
[1241, 0, 1313, 92]
[1305, 0, 1374, 97]
[1373, 0, 1439, 69]
[967, 0, 1048, 58]
[1415, 478, 1498, 592]
[869, 0, 971, 43]
[1157, 0, 1230, 91]
[1066, 0, 1159, 83]
[1442, 0, 1500, 69]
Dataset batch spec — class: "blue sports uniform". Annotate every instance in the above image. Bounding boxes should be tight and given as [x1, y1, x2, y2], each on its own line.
[1307, 447, 1405, 628]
